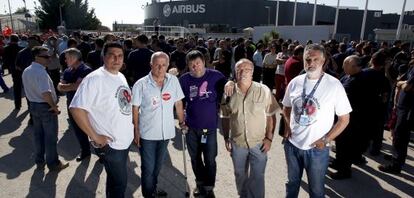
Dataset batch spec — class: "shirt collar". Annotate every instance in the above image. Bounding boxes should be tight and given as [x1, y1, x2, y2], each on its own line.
[31, 62, 45, 69]
[147, 72, 171, 86]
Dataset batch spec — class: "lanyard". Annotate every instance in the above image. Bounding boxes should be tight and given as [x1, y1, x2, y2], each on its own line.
[301, 73, 324, 114]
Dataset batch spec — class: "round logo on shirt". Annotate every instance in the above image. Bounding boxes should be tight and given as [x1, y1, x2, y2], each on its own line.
[292, 96, 320, 126]
[162, 93, 171, 101]
[116, 86, 132, 115]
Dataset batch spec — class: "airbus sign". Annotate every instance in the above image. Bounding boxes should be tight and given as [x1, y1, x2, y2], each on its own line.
[163, 4, 206, 17]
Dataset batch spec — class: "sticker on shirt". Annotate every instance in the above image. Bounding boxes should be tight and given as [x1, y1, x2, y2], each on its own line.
[116, 86, 132, 115]
[162, 93, 171, 101]
[152, 96, 160, 110]
[189, 85, 198, 101]
[292, 96, 320, 126]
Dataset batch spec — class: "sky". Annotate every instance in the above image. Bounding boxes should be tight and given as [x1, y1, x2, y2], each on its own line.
[2, 0, 414, 30]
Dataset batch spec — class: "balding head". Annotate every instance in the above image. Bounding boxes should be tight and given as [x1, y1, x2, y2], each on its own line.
[343, 55, 362, 75]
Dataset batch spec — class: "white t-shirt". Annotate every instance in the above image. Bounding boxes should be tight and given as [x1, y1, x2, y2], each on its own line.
[263, 53, 277, 69]
[282, 73, 352, 150]
[69, 67, 134, 150]
[275, 52, 289, 75]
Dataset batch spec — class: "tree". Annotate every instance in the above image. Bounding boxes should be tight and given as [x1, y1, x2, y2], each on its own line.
[35, 0, 101, 31]
[14, 7, 28, 14]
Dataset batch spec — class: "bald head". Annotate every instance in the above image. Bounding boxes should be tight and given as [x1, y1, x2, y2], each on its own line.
[343, 55, 362, 75]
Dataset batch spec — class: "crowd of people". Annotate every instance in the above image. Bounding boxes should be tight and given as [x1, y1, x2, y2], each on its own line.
[0, 30, 413, 198]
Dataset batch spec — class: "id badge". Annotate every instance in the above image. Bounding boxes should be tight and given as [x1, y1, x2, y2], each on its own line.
[299, 115, 309, 126]
[201, 134, 207, 144]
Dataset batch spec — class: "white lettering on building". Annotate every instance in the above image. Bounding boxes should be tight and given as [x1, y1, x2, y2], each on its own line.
[163, 4, 206, 17]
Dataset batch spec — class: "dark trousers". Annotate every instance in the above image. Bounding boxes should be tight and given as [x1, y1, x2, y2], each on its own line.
[68, 109, 91, 156]
[263, 68, 276, 91]
[253, 66, 263, 82]
[392, 107, 414, 168]
[12, 71, 22, 108]
[186, 128, 218, 189]
[335, 122, 362, 173]
[140, 139, 169, 198]
[95, 145, 129, 198]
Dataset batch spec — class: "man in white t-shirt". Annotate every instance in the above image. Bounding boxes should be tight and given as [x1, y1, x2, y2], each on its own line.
[252, 43, 264, 82]
[69, 43, 134, 197]
[282, 44, 351, 198]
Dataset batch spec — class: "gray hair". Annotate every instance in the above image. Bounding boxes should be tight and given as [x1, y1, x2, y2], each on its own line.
[64, 48, 82, 61]
[304, 43, 326, 59]
[150, 51, 170, 64]
[235, 58, 254, 70]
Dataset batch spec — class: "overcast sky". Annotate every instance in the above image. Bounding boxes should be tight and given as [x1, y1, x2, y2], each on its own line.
[3, 0, 414, 29]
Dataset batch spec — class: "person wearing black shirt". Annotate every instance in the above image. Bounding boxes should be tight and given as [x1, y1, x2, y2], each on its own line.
[86, 38, 104, 70]
[331, 55, 365, 179]
[126, 34, 154, 86]
[3, 35, 23, 109]
[170, 40, 187, 75]
[379, 61, 414, 174]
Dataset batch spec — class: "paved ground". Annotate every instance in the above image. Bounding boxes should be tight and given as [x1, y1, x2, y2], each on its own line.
[0, 73, 413, 198]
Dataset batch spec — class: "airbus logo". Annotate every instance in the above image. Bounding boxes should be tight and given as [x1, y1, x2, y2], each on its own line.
[163, 4, 206, 17]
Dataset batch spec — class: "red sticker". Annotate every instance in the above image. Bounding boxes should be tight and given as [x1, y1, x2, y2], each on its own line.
[162, 93, 171, 101]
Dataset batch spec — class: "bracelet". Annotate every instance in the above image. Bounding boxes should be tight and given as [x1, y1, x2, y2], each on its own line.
[265, 136, 273, 142]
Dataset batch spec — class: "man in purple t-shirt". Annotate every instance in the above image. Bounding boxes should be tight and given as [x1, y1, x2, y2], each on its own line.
[179, 50, 227, 197]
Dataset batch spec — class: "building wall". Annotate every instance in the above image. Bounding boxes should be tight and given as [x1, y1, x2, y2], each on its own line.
[144, 0, 414, 41]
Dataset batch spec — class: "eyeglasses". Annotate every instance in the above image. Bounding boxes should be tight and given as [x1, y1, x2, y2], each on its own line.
[37, 55, 51, 59]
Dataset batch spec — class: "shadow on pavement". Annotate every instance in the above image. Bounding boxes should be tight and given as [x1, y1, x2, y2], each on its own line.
[26, 169, 59, 198]
[0, 125, 34, 179]
[65, 158, 104, 197]
[0, 109, 29, 137]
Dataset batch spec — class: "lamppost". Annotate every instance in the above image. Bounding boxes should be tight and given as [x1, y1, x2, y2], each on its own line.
[265, 6, 270, 26]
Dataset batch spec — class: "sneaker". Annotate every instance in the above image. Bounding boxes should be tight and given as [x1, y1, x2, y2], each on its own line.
[329, 171, 351, 180]
[378, 164, 401, 174]
[49, 161, 69, 172]
[153, 189, 168, 197]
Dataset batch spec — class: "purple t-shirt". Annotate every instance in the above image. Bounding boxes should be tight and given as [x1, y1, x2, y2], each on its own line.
[179, 69, 226, 129]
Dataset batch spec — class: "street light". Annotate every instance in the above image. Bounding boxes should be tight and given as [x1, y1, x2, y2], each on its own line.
[265, 6, 270, 26]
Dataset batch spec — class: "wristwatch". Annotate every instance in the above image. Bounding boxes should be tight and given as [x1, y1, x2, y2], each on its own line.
[323, 137, 331, 147]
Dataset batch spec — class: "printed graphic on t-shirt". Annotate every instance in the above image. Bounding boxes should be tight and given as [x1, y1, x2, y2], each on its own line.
[292, 95, 320, 126]
[189, 81, 212, 101]
[116, 86, 132, 115]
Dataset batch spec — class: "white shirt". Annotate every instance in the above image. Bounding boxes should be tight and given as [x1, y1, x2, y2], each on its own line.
[263, 53, 277, 69]
[282, 73, 352, 150]
[253, 50, 263, 67]
[69, 67, 134, 150]
[132, 73, 184, 140]
[22, 62, 57, 103]
[275, 52, 289, 75]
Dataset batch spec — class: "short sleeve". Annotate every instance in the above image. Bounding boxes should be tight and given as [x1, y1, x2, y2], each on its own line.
[219, 95, 231, 118]
[131, 81, 143, 107]
[282, 80, 293, 107]
[265, 87, 279, 116]
[334, 81, 353, 116]
[38, 73, 53, 94]
[80, 67, 92, 78]
[69, 76, 96, 112]
[173, 76, 185, 102]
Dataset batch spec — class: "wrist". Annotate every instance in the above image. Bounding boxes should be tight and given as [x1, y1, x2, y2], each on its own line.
[264, 136, 273, 142]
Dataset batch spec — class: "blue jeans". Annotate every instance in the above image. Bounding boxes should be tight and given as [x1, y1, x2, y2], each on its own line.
[284, 140, 329, 198]
[231, 142, 267, 198]
[95, 145, 129, 198]
[186, 128, 217, 189]
[139, 139, 169, 197]
[29, 102, 60, 168]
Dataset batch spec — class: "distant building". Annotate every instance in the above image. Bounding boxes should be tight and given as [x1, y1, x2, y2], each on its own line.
[143, 0, 414, 41]
[0, 13, 38, 33]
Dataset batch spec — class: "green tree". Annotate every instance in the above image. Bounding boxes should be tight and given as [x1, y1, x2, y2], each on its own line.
[35, 0, 101, 31]
[14, 7, 28, 14]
